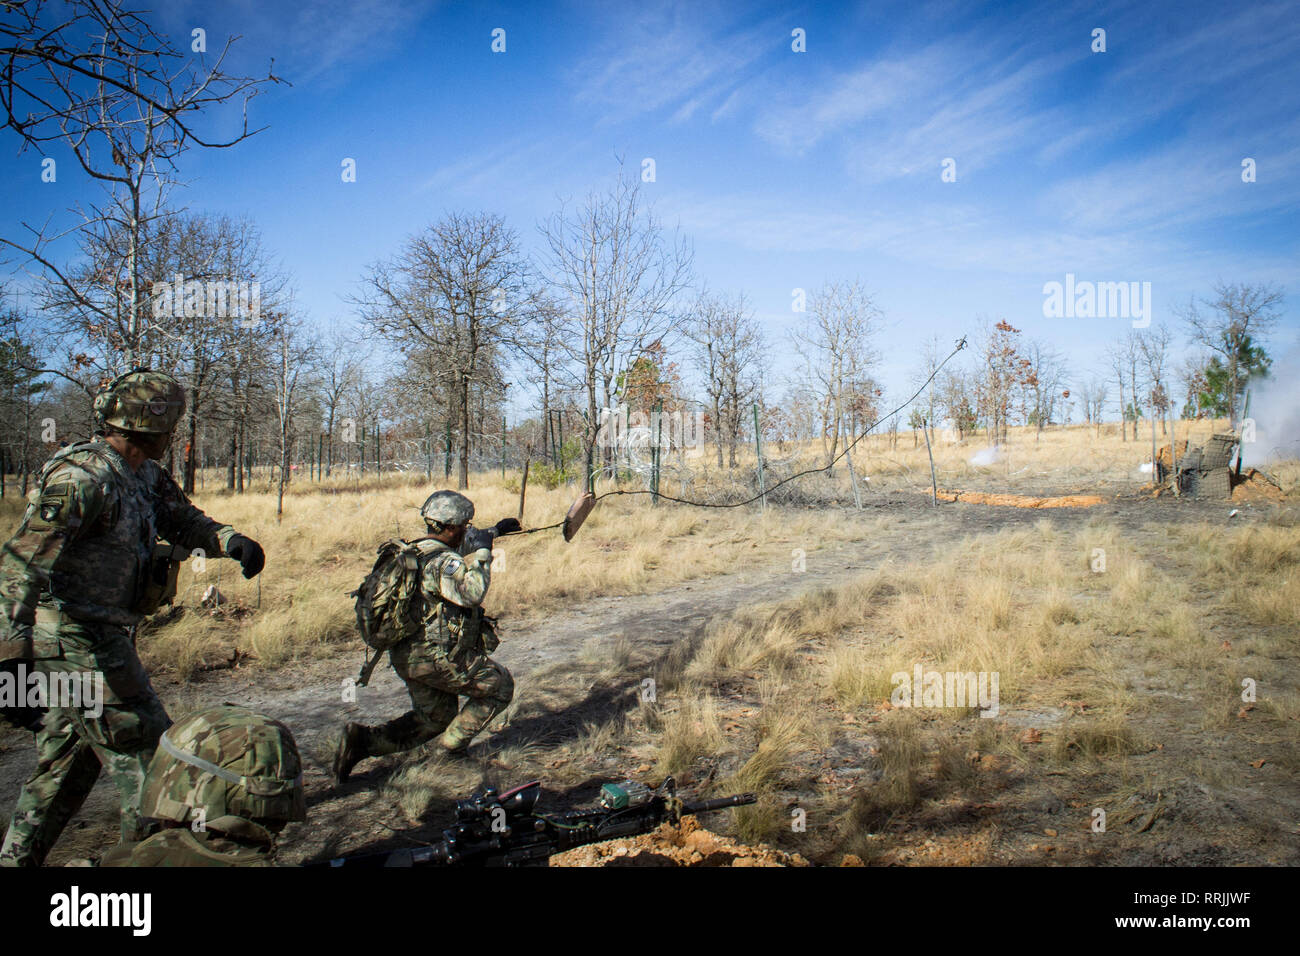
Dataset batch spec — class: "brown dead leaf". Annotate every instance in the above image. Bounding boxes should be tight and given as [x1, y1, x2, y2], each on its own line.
[1019, 728, 1043, 745]
[1251, 758, 1267, 769]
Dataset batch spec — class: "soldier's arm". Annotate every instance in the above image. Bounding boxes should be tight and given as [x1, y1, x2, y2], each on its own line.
[150, 465, 238, 557]
[0, 462, 108, 647]
[424, 547, 491, 608]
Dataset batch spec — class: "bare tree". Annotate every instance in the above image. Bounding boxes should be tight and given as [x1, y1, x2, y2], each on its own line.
[975, 319, 1029, 445]
[689, 290, 765, 468]
[789, 279, 881, 466]
[319, 328, 367, 477]
[1138, 322, 1173, 435]
[356, 212, 526, 489]
[269, 315, 314, 519]
[1106, 333, 1144, 441]
[1, 0, 283, 369]
[1023, 339, 1065, 439]
[540, 169, 693, 487]
[1077, 377, 1108, 436]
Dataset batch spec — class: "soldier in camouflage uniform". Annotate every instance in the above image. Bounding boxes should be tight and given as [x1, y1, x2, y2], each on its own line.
[0, 370, 266, 867]
[99, 704, 305, 867]
[332, 490, 519, 782]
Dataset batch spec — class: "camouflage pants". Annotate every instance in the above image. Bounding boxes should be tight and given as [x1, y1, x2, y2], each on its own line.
[0, 616, 170, 867]
[361, 638, 513, 756]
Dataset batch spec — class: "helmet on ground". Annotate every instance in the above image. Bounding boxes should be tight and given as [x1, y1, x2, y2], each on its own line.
[420, 489, 474, 527]
[93, 368, 186, 434]
[141, 704, 306, 827]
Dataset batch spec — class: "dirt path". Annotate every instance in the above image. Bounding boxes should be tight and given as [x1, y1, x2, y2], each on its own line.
[0, 490, 1267, 865]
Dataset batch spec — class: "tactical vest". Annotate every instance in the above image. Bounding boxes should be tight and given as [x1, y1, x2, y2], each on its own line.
[31, 440, 157, 624]
[417, 539, 493, 656]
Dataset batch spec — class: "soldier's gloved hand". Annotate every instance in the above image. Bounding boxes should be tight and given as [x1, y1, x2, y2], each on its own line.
[0, 628, 44, 731]
[226, 534, 265, 579]
[492, 518, 522, 536]
[462, 526, 495, 553]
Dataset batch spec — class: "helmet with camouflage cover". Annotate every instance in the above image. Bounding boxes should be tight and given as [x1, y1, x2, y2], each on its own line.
[92, 368, 186, 434]
[141, 704, 306, 827]
[420, 489, 474, 528]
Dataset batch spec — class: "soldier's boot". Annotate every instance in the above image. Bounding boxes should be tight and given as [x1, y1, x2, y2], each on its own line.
[332, 723, 367, 784]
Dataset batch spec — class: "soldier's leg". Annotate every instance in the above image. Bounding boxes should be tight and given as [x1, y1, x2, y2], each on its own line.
[0, 617, 107, 867]
[360, 644, 458, 756]
[60, 622, 170, 844]
[336, 644, 457, 782]
[0, 708, 102, 867]
[436, 654, 514, 753]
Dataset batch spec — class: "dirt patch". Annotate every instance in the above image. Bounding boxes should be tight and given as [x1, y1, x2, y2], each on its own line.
[549, 816, 810, 866]
[930, 489, 1106, 508]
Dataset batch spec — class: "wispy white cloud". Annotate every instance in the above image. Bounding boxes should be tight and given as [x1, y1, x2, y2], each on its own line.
[196, 0, 441, 87]
[568, 1, 782, 124]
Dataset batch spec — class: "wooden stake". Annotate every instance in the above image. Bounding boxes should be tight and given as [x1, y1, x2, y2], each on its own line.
[518, 456, 530, 523]
[922, 417, 938, 506]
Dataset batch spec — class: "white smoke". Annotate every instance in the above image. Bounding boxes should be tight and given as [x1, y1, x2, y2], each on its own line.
[1245, 348, 1300, 466]
[969, 445, 1002, 466]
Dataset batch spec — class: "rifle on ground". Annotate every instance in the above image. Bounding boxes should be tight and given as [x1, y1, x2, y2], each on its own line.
[308, 777, 755, 867]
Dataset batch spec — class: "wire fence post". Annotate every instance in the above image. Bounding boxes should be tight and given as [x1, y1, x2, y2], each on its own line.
[1150, 401, 1157, 486]
[557, 412, 565, 475]
[753, 402, 766, 512]
[1169, 405, 1178, 495]
[922, 417, 938, 506]
[843, 419, 863, 509]
[518, 456, 529, 522]
[652, 399, 662, 505]
[502, 415, 507, 480]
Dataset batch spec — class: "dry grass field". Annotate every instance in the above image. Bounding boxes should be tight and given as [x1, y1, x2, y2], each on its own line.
[0, 420, 1296, 866]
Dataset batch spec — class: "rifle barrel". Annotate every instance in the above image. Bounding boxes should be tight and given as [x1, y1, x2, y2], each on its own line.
[683, 793, 757, 814]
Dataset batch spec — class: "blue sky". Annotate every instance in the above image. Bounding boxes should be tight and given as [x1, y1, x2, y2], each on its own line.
[3, 0, 1298, 420]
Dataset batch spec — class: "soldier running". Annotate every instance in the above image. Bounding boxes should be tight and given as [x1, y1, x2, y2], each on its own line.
[0, 369, 265, 866]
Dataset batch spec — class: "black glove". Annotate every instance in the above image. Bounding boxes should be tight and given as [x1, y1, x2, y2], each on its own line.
[226, 534, 265, 579]
[462, 526, 494, 553]
[0, 653, 44, 732]
[492, 518, 522, 536]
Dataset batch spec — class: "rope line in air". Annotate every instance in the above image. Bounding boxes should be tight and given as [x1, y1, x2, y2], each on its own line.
[516, 337, 968, 534]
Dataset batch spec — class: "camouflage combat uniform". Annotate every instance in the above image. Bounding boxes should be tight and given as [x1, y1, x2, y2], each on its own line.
[359, 534, 514, 756]
[101, 704, 304, 867]
[0, 438, 240, 866]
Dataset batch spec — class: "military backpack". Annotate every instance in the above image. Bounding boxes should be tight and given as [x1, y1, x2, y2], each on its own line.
[352, 539, 429, 652]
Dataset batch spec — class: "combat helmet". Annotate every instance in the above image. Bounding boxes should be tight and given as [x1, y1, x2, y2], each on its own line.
[142, 704, 306, 829]
[92, 368, 186, 434]
[420, 489, 475, 528]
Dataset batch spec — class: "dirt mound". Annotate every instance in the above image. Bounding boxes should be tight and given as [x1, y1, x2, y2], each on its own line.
[1231, 468, 1287, 502]
[1156, 440, 1190, 469]
[548, 816, 811, 867]
[929, 490, 1105, 509]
